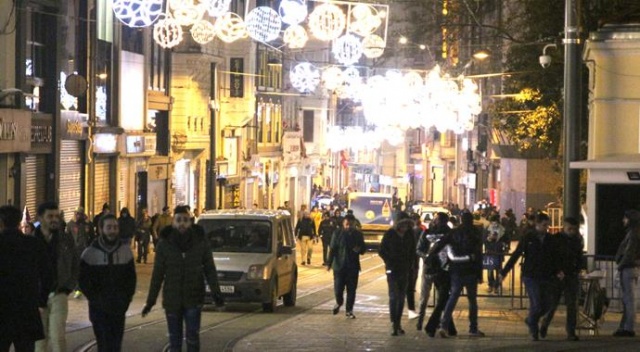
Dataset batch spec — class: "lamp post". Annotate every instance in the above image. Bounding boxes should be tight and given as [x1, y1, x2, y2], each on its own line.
[206, 63, 217, 211]
[563, 0, 581, 219]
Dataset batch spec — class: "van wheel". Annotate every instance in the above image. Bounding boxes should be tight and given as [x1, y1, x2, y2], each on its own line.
[262, 279, 278, 313]
[283, 274, 297, 307]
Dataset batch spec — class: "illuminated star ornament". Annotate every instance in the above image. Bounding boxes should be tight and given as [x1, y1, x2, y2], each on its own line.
[112, 0, 163, 27]
[246, 6, 282, 43]
[153, 16, 184, 49]
[290, 63, 321, 93]
[279, 0, 308, 25]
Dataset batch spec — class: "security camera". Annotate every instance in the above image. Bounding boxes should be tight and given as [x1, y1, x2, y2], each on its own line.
[539, 54, 552, 69]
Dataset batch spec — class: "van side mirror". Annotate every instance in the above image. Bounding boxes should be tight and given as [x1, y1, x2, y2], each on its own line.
[278, 245, 293, 256]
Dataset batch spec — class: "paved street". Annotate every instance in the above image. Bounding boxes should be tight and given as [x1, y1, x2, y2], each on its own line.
[61, 242, 639, 352]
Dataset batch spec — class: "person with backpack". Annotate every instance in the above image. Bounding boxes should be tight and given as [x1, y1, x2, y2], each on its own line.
[613, 209, 640, 337]
[428, 211, 485, 338]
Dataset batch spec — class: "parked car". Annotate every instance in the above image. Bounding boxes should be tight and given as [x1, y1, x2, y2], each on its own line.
[197, 209, 297, 312]
[417, 205, 451, 229]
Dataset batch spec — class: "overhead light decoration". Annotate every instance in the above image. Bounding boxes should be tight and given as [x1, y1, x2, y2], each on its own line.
[112, 0, 163, 28]
[59, 72, 78, 110]
[332, 33, 363, 65]
[245, 6, 282, 43]
[205, 0, 232, 17]
[191, 19, 217, 44]
[215, 12, 248, 43]
[290, 63, 321, 93]
[153, 16, 184, 49]
[362, 34, 385, 58]
[283, 25, 308, 49]
[308, 3, 346, 41]
[169, 0, 205, 27]
[279, 0, 308, 25]
[349, 4, 382, 37]
[321, 66, 343, 90]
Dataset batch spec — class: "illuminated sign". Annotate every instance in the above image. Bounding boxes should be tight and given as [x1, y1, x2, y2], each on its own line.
[93, 133, 118, 154]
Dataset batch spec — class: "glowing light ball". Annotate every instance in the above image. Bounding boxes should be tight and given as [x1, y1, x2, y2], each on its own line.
[170, 0, 205, 27]
[332, 34, 363, 66]
[283, 25, 308, 49]
[342, 66, 361, 83]
[205, 0, 232, 17]
[112, 0, 163, 28]
[362, 34, 385, 58]
[215, 12, 248, 43]
[191, 19, 216, 44]
[290, 62, 320, 93]
[246, 6, 282, 43]
[321, 66, 343, 90]
[279, 0, 308, 25]
[153, 17, 184, 48]
[308, 3, 346, 41]
[349, 4, 382, 37]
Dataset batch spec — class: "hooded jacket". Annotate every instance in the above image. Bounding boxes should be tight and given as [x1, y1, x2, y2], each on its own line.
[379, 219, 417, 275]
[146, 224, 221, 312]
[79, 236, 136, 314]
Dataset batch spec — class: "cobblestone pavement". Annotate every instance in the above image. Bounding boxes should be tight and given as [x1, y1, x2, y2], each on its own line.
[233, 272, 640, 352]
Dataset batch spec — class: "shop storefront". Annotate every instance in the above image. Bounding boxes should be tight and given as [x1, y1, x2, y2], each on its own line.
[25, 113, 53, 213]
[58, 110, 87, 218]
[92, 132, 118, 217]
[0, 109, 31, 207]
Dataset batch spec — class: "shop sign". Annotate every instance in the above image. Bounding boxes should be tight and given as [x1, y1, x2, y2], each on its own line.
[149, 164, 168, 180]
[123, 134, 157, 156]
[31, 114, 53, 153]
[224, 185, 241, 208]
[61, 110, 88, 140]
[230, 58, 244, 98]
[0, 109, 31, 152]
[93, 133, 118, 154]
[223, 137, 238, 175]
[282, 131, 302, 165]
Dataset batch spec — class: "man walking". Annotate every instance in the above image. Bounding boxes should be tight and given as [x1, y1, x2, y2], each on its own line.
[379, 217, 417, 336]
[613, 209, 640, 337]
[0, 205, 53, 352]
[142, 206, 224, 352]
[318, 211, 337, 266]
[327, 214, 366, 319]
[34, 202, 79, 352]
[79, 214, 136, 352]
[499, 212, 564, 341]
[66, 206, 94, 299]
[429, 211, 485, 338]
[295, 211, 317, 265]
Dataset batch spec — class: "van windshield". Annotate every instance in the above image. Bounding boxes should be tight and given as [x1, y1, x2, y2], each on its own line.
[199, 219, 272, 253]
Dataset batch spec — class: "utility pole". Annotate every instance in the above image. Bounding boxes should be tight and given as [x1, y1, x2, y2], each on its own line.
[206, 63, 217, 211]
[563, 0, 581, 219]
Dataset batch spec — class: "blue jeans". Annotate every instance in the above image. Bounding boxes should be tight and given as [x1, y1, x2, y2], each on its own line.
[620, 268, 639, 332]
[387, 272, 408, 328]
[440, 272, 479, 333]
[523, 277, 554, 335]
[334, 269, 359, 312]
[166, 306, 202, 352]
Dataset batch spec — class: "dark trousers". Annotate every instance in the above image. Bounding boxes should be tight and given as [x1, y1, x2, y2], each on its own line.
[322, 237, 331, 264]
[89, 307, 126, 352]
[543, 275, 579, 336]
[523, 277, 555, 335]
[136, 239, 149, 263]
[441, 272, 479, 333]
[166, 306, 202, 352]
[0, 339, 35, 352]
[387, 272, 409, 328]
[406, 268, 418, 311]
[334, 269, 359, 312]
[425, 273, 458, 335]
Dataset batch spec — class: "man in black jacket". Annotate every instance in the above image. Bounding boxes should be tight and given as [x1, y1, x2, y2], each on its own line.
[429, 211, 485, 338]
[295, 211, 317, 265]
[379, 218, 417, 336]
[613, 209, 640, 337]
[499, 212, 564, 341]
[0, 205, 53, 352]
[79, 214, 136, 351]
[318, 212, 337, 266]
[142, 206, 224, 352]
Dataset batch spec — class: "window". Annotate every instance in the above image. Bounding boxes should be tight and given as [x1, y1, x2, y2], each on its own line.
[201, 219, 272, 253]
[148, 36, 170, 91]
[303, 110, 314, 142]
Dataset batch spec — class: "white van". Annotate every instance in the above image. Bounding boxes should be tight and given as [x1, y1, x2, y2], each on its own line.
[197, 209, 297, 312]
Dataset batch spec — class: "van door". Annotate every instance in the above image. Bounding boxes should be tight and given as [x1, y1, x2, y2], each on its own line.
[276, 219, 293, 295]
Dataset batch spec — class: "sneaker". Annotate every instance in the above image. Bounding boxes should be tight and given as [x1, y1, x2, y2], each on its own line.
[437, 328, 448, 338]
[531, 333, 539, 341]
[425, 330, 435, 338]
[345, 311, 356, 319]
[301, 262, 306, 266]
[408, 310, 419, 320]
[469, 330, 485, 338]
[307, 259, 311, 265]
[73, 290, 82, 299]
[487, 287, 493, 293]
[613, 329, 636, 337]
[567, 335, 579, 341]
[332, 304, 341, 315]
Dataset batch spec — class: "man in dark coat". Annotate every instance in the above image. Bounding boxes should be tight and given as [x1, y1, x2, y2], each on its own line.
[318, 211, 337, 266]
[142, 206, 224, 352]
[379, 217, 417, 336]
[613, 209, 640, 337]
[0, 205, 53, 352]
[295, 211, 317, 265]
[327, 214, 366, 319]
[117, 207, 136, 246]
[79, 214, 136, 352]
